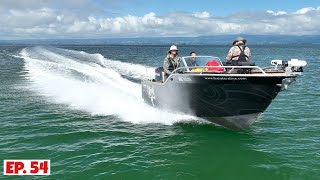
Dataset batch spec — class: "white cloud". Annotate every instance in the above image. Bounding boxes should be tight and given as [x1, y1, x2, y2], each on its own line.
[295, 7, 315, 14]
[1, 7, 320, 39]
[192, 11, 211, 18]
[266, 10, 287, 16]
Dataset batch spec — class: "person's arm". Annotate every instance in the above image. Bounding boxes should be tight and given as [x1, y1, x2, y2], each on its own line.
[176, 56, 182, 66]
[226, 48, 233, 61]
[194, 60, 199, 66]
[163, 58, 172, 74]
[246, 47, 251, 61]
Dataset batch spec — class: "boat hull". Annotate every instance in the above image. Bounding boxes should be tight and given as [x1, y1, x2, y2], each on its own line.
[142, 74, 295, 130]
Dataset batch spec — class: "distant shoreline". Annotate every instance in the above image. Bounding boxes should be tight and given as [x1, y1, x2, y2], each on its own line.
[1, 34, 319, 45]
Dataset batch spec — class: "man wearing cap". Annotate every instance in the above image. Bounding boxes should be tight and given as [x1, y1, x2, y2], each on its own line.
[226, 37, 251, 65]
[163, 45, 181, 76]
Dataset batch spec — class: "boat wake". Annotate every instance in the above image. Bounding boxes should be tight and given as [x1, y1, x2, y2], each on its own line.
[18, 46, 198, 125]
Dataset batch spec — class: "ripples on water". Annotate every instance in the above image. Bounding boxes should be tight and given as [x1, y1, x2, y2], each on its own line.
[0, 45, 319, 179]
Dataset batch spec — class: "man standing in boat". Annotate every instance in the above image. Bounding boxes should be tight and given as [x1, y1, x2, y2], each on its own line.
[226, 37, 251, 65]
[163, 45, 181, 76]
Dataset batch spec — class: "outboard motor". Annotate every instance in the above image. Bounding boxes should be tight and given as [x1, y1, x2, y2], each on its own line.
[271, 59, 307, 74]
[155, 67, 165, 82]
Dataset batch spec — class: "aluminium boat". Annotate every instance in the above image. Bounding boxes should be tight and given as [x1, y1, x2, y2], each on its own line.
[141, 56, 306, 130]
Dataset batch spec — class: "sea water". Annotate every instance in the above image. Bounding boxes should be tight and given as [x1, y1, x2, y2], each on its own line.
[0, 44, 319, 179]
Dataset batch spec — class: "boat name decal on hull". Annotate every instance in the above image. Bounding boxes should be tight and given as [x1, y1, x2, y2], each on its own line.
[205, 77, 247, 81]
[142, 84, 156, 106]
[178, 77, 192, 82]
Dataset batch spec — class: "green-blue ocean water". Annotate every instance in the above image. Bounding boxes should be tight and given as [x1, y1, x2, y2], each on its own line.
[0, 44, 319, 180]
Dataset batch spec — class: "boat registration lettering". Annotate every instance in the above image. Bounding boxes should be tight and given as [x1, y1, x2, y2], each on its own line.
[142, 84, 156, 106]
[205, 77, 247, 80]
[178, 77, 192, 82]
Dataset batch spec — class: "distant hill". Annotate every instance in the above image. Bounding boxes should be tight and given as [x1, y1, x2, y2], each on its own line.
[1, 35, 319, 45]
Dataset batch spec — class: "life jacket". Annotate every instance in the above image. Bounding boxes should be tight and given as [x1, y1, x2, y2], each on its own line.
[205, 60, 224, 72]
[232, 45, 248, 62]
[167, 54, 178, 71]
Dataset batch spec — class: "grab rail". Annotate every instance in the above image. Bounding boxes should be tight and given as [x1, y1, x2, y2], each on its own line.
[170, 66, 267, 75]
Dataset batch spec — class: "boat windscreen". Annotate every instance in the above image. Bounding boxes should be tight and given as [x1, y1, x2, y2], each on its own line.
[182, 56, 222, 67]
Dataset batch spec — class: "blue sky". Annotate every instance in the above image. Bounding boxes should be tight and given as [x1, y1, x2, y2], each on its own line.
[102, 0, 320, 17]
[0, 0, 320, 39]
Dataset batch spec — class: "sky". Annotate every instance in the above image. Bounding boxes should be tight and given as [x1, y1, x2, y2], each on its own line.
[0, 0, 320, 39]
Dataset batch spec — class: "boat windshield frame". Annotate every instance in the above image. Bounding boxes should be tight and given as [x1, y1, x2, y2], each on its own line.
[180, 56, 223, 71]
[179, 56, 224, 72]
[171, 55, 268, 76]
